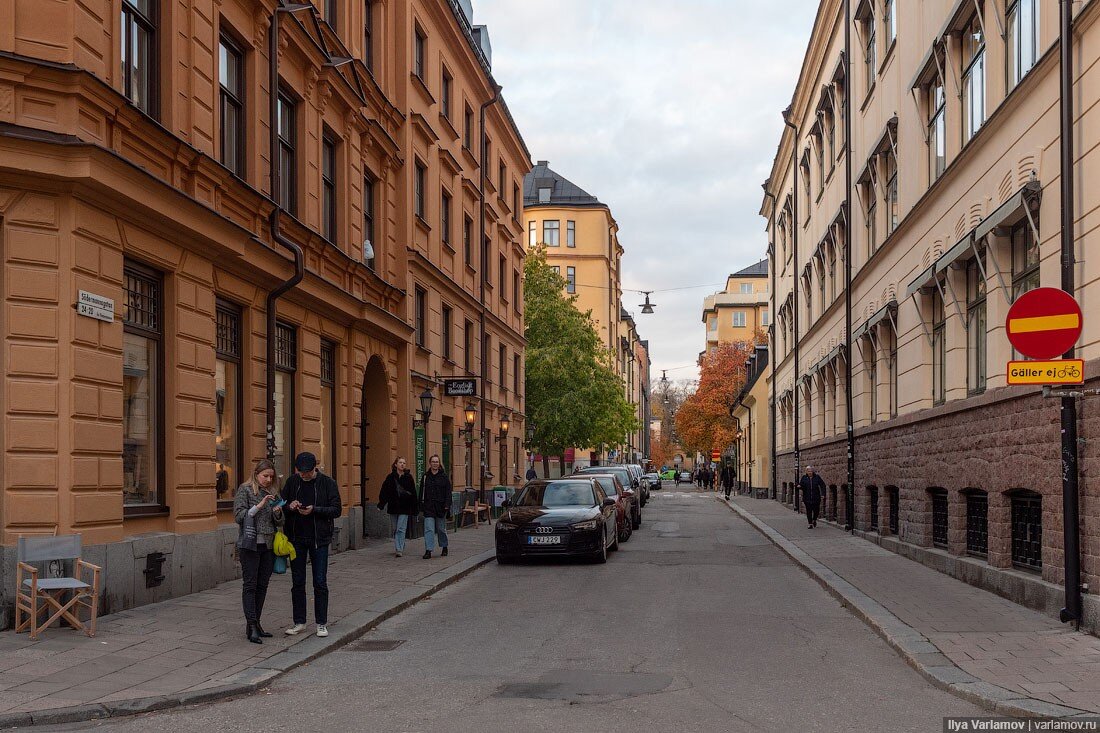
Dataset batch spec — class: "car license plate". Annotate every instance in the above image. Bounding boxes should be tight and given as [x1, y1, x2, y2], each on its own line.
[527, 535, 561, 545]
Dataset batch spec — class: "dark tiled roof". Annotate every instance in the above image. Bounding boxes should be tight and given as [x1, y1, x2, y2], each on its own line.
[523, 161, 602, 207]
[730, 258, 769, 278]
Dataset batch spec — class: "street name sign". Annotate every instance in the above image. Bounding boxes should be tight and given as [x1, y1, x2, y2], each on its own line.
[77, 290, 115, 323]
[1005, 287, 1082, 359]
[1007, 359, 1084, 385]
[443, 378, 477, 397]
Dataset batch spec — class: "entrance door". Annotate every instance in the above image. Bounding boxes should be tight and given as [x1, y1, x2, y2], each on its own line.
[359, 356, 389, 538]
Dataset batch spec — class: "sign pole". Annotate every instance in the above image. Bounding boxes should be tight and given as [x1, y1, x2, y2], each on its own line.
[1058, 0, 1081, 628]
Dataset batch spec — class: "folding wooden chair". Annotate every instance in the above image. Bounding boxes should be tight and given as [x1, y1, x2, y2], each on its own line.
[459, 489, 492, 528]
[15, 535, 101, 640]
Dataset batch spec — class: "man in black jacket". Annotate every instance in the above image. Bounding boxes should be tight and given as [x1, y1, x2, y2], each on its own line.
[799, 466, 826, 529]
[720, 462, 737, 499]
[421, 455, 452, 559]
[281, 452, 342, 638]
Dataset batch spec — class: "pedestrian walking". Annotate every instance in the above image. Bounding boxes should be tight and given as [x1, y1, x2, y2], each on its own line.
[525, 465, 537, 481]
[720, 462, 736, 499]
[233, 459, 283, 644]
[378, 456, 419, 557]
[281, 451, 342, 638]
[421, 454, 452, 559]
[799, 466, 826, 529]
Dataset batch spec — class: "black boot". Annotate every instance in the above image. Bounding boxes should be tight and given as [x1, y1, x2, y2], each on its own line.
[255, 621, 272, 638]
[247, 622, 262, 644]
[441, 547, 448, 557]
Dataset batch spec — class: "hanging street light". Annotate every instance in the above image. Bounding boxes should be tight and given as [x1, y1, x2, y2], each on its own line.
[639, 291, 656, 314]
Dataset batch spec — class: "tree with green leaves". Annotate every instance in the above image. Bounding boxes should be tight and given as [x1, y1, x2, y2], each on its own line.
[524, 246, 639, 472]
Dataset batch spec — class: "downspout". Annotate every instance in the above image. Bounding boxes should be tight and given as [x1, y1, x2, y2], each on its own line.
[1057, 0, 1081, 628]
[266, 4, 306, 468]
[479, 84, 502, 499]
[764, 185, 778, 500]
[782, 108, 800, 503]
[844, 0, 856, 532]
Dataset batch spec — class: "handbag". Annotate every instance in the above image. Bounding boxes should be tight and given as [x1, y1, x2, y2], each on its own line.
[236, 513, 258, 552]
[272, 555, 288, 574]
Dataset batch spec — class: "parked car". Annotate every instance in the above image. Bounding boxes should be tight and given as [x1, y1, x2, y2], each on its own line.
[644, 472, 662, 490]
[660, 468, 678, 481]
[495, 478, 619, 564]
[573, 465, 641, 529]
[585, 474, 633, 543]
[626, 464, 650, 506]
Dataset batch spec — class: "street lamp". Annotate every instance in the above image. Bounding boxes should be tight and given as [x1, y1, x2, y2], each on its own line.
[463, 404, 477, 433]
[499, 413, 510, 437]
[639, 291, 656, 314]
[525, 423, 535, 445]
[419, 387, 435, 422]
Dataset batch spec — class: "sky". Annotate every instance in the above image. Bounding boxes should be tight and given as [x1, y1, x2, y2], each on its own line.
[475, 0, 819, 383]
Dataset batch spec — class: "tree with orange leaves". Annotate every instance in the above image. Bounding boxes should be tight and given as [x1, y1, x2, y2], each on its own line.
[674, 340, 760, 458]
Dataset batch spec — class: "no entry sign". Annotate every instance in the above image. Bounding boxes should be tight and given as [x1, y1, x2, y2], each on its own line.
[1005, 287, 1083, 360]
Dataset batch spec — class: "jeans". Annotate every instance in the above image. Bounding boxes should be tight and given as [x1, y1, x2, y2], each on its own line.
[290, 542, 329, 625]
[240, 545, 275, 624]
[424, 516, 449, 552]
[805, 502, 820, 526]
[391, 514, 410, 553]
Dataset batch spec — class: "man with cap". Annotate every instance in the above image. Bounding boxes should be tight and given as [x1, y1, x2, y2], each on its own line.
[280, 452, 342, 637]
[798, 466, 826, 529]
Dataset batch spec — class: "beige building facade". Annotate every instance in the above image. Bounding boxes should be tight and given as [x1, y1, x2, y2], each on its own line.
[763, 0, 1098, 630]
[701, 260, 770, 357]
[0, 0, 529, 623]
[731, 346, 770, 493]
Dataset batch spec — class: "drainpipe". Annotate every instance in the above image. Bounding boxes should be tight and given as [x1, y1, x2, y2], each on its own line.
[1057, 0, 1081, 629]
[479, 84, 502, 501]
[843, 0, 856, 532]
[266, 3, 307, 467]
[782, 108, 800, 506]
[764, 185, 778, 500]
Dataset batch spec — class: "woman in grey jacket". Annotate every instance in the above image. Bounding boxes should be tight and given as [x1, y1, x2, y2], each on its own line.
[234, 459, 284, 643]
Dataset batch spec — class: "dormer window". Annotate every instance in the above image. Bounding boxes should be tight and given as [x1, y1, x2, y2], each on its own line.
[538, 187, 551, 203]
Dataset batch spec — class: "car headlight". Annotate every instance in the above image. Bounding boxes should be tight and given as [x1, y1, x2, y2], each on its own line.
[571, 519, 599, 531]
[496, 522, 518, 531]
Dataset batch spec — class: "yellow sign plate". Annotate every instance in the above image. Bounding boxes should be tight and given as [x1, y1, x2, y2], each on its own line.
[1006, 359, 1084, 385]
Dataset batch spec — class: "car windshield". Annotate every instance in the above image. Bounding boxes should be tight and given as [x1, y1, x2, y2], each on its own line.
[577, 467, 631, 486]
[514, 481, 596, 508]
[590, 478, 618, 497]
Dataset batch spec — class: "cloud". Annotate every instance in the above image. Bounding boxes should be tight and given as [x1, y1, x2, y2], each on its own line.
[475, 0, 817, 378]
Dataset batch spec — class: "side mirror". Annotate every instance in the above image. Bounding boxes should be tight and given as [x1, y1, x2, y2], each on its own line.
[501, 499, 512, 508]
[603, 498, 616, 508]
[632, 479, 640, 488]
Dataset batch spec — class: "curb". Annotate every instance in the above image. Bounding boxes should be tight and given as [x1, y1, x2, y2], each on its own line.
[0, 548, 496, 730]
[720, 497, 1090, 720]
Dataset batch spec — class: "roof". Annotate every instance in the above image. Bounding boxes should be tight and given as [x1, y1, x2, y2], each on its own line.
[523, 161, 602, 207]
[730, 258, 769, 278]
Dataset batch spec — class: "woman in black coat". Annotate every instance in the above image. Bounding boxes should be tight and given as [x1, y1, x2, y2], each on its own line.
[377, 457, 419, 557]
[420, 454, 453, 559]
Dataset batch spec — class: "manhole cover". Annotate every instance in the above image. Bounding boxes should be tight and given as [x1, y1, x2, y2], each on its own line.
[346, 639, 406, 652]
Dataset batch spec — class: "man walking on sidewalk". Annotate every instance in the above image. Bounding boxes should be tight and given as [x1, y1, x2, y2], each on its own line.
[720, 461, 736, 500]
[799, 466, 825, 528]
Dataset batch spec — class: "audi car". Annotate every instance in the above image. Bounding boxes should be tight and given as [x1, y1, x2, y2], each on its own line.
[495, 478, 619, 564]
[573, 465, 641, 529]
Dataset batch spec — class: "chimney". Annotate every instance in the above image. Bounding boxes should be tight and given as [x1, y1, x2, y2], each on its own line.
[537, 160, 549, 167]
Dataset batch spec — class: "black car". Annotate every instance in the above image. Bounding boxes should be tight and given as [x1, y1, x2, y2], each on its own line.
[573, 466, 641, 529]
[495, 478, 619, 564]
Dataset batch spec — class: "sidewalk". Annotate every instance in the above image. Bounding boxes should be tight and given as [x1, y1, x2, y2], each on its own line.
[725, 495, 1100, 718]
[0, 526, 495, 727]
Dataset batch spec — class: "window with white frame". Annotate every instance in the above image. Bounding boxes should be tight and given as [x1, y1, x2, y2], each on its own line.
[967, 253, 987, 394]
[732, 311, 746, 328]
[543, 219, 560, 246]
[932, 281, 946, 405]
[927, 72, 946, 182]
[962, 9, 986, 143]
[1007, 0, 1039, 89]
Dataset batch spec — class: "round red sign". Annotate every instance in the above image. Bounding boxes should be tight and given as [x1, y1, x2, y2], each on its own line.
[1005, 287, 1083, 360]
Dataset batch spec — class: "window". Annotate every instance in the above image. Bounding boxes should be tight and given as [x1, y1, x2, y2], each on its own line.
[543, 220, 560, 246]
[414, 160, 426, 220]
[962, 11, 986, 142]
[441, 66, 452, 119]
[708, 316, 717, 332]
[828, 250, 837, 301]
[883, 0, 896, 45]
[1007, 0, 1039, 89]
[513, 270, 521, 313]
[513, 353, 520, 393]
[566, 220, 576, 247]
[884, 148, 898, 235]
[930, 489, 948, 548]
[932, 282, 946, 405]
[363, 0, 375, 72]
[867, 343, 878, 423]
[414, 27, 425, 79]
[441, 190, 452, 247]
[121, 0, 157, 116]
[566, 266, 576, 294]
[887, 325, 897, 417]
[967, 254, 987, 394]
[218, 33, 245, 176]
[276, 89, 297, 214]
[441, 305, 453, 361]
[215, 301, 242, 506]
[499, 343, 507, 388]
[463, 215, 473, 268]
[123, 262, 162, 508]
[1011, 220, 1040, 298]
[528, 220, 536, 247]
[463, 104, 473, 149]
[320, 341, 337, 480]
[482, 237, 490, 284]
[463, 319, 473, 372]
[414, 286, 427, 348]
[499, 254, 507, 300]
[538, 187, 551, 204]
[965, 490, 988, 556]
[363, 174, 376, 268]
[815, 132, 825, 194]
[865, 184, 878, 257]
[498, 161, 506, 194]
[513, 183, 520, 220]
[887, 486, 899, 534]
[869, 487, 879, 531]
[551, 265, 560, 275]
[322, 131, 338, 242]
[761, 309, 769, 327]
[732, 311, 746, 328]
[864, 9, 877, 94]
[928, 75, 946, 182]
[1011, 491, 1042, 570]
[740, 283, 753, 294]
[274, 322, 296, 481]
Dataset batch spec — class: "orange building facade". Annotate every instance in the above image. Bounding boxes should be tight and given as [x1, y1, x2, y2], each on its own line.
[0, 0, 529, 622]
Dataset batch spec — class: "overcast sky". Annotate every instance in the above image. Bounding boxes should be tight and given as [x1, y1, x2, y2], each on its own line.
[476, 0, 818, 383]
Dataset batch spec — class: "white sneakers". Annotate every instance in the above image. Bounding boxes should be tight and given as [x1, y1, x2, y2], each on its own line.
[284, 623, 306, 636]
[316, 625, 329, 637]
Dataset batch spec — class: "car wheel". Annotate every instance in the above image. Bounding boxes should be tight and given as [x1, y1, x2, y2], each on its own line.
[620, 522, 631, 542]
[632, 508, 641, 530]
[609, 527, 619, 552]
[593, 534, 608, 563]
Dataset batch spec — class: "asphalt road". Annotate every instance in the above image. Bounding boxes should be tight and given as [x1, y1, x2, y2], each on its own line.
[57, 489, 982, 733]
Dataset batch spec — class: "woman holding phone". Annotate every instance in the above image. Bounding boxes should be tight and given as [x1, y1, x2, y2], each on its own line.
[377, 456, 419, 557]
[233, 459, 284, 643]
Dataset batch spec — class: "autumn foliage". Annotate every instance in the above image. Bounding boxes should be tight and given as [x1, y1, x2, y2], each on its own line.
[674, 340, 760, 457]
